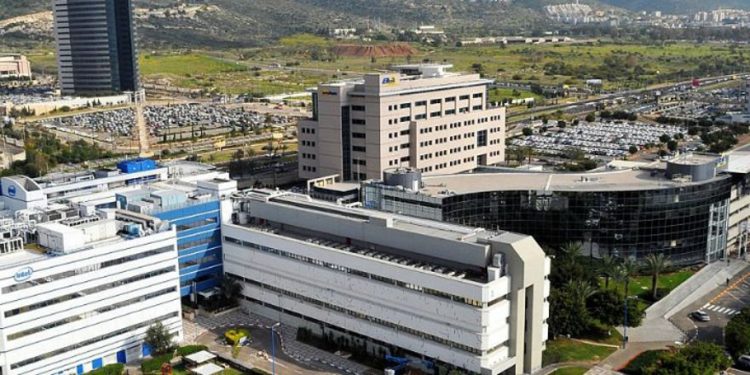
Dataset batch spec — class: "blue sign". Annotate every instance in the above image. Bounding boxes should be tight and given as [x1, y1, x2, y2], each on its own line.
[14, 267, 33, 282]
[7, 185, 15, 197]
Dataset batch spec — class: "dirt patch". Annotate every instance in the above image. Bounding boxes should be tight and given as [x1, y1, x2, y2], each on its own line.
[332, 43, 417, 57]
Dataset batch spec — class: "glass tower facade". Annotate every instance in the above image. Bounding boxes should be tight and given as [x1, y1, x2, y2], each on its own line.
[54, 0, 139, 95]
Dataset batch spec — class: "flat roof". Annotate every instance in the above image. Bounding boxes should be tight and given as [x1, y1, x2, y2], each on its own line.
[185, 351, 216, 364]
[419, 167, 728, 196]
[190, 363, 223, 375]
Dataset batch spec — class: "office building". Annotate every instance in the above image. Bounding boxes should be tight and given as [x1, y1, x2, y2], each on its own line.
[222, 190, 550, 375]
[53, 0, 139, 95]
[298, 64, 505, 181]
[363, 155, 734, 266]
[116, 177, 237, 298]
[0, 55, 31, 79]
[0, 213, 182, 375]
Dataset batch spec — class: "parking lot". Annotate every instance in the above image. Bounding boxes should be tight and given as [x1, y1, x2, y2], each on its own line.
[39, 103, 294, 139]
[511, 121, 691, 159]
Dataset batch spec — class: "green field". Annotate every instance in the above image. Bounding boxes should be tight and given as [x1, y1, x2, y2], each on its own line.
[543, 338, 617, 366]
[602, 269, 696, 301]
[23, 38, 750, 97]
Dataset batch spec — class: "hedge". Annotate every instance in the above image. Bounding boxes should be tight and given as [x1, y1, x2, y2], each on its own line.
[141, 353, 174, 374]
[84, 364, 124, 375]
[176, 345, 208, 357]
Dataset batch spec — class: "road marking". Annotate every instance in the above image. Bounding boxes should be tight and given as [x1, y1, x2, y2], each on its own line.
[708, 305, 720, 311]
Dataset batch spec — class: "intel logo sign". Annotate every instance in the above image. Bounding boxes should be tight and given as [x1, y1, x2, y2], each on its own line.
[7, 185, 16, 197]
[14, 267, 33, 282]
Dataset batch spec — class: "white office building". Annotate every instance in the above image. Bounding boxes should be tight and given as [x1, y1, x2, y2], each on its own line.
[0, 213, 182, 375]
[222, 190, 550, 375]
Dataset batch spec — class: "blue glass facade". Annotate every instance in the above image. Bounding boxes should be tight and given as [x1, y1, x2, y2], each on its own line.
[154, 201, 223, 297]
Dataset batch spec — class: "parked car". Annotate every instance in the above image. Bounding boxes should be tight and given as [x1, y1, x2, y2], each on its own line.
[736, 355, 750, 370]
[691, 310, 710, 322]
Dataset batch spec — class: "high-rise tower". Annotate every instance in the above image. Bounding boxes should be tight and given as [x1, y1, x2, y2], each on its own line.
[53, 0, 139, 96]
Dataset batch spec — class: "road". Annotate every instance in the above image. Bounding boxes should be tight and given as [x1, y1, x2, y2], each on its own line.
[671, 267, 750, 345]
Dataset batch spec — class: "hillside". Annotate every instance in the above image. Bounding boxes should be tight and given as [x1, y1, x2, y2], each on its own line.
[599, 0, 750, 13]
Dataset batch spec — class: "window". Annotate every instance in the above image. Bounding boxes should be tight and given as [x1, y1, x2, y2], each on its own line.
[430, 111, 441, 117]
[415, 114, 426, 120]
[430, 99, 442, 104]
[352, 132, 366, 139]
[400, 116, 411, 123]
[353, 159, 366, 166]
[472, 105, 483, 111]
[459, 95, 470, 100]
[445, 97, 455, 102]
[400, 130, 410, 136]
[473, 93, 483, 98]
[400, 103, 411, 109]
[351, 105, 365, 111]
[415, 100, 427, 106]
[352, 146, 366, 152]
[445, 109, 456, 115]
[352, 119, 366, 125]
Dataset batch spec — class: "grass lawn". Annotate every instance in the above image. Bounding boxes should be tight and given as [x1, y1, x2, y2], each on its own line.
[550, 367, 589, 375]
[140, 53, 245, 76]
[543, 338, 617, 366]
[602, 269, 696, 302]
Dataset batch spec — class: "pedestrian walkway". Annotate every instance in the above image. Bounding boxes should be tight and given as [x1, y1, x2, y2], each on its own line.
[189, 309, 372, 375]
[702, 303, 741, 316]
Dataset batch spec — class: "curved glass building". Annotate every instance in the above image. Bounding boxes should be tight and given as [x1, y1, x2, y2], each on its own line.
[363, 155, 733, 266]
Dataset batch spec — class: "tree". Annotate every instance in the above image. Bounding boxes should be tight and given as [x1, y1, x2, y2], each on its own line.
[232, 149, 245, 161]
[599, 255, 617, 289]
[629, 145, 638, 154]
[522, 127, 533, 136]
[220, 276, 243, 304]
[667, 140, 678, 153]
[587, 289, 644, 327]
[644, 253, 670, 301]
[144, 322, 175, 355]
[549, 281, 592, 337]
[659, 134, 671, 144]
[726, 308, 750, 359]
[653, 342, 731, 375]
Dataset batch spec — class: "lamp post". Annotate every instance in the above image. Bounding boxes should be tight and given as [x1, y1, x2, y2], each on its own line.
[271, 322, 281, 375]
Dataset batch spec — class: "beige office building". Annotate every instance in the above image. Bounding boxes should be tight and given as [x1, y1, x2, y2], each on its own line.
[298, 64, 506, 181]
[0, 55, 31, 79]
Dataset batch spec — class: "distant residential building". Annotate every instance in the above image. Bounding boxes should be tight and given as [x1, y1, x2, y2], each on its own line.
[223, 189, 550, 375]
[53, 0, 140, 95]
[298, 64, 506, 181]
[0, 55, 31, 79]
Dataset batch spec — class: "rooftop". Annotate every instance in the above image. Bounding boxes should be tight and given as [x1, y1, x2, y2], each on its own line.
[418, 166, 728, 196]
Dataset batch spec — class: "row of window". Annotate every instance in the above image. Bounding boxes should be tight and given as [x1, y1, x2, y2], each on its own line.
[3, 245, 174, 294]
[301, 140, 316, 147]
[11, 312, 180, 370]
[301, 153, 317, 160]
[300, 128, 316, 134]
[176, 217, 217, 232]
[228, 273, 492, 356]
[5, 266, 176, 318]
[177, 234, 218, 251]
[301, 166, 318, 173]
[7, 287, 176, 341]
[223, 236, 492, 307]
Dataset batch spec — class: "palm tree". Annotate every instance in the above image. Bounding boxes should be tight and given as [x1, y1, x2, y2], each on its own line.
[569, 280, 598, 305]
[615, 258, 638, 298]
[220, 276, 243, 304]
[644, 253, 670, 301]
[600, 255, 617, 289]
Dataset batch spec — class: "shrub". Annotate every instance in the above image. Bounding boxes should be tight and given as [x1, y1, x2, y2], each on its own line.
[224, 328, 250, 345]
[84, 364, 124, 375]
[141, 353, 174, 374]
[175, 345, 208, 357]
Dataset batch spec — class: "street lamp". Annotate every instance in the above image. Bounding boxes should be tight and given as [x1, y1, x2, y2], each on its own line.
[271, 322, 281, 375]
